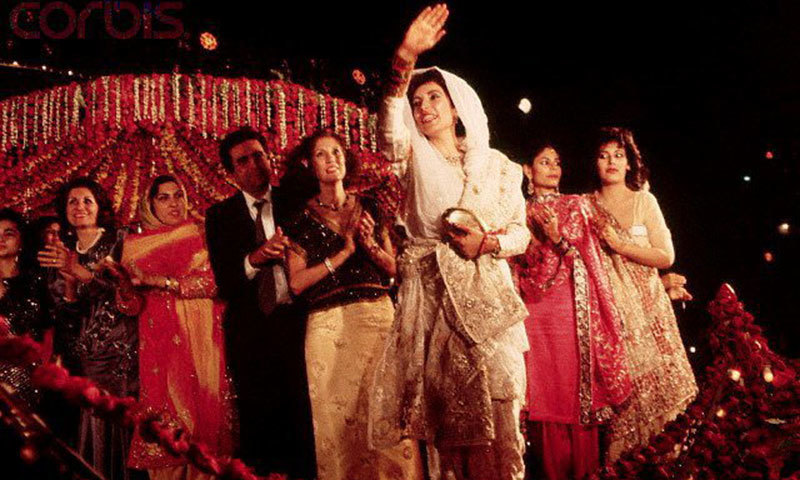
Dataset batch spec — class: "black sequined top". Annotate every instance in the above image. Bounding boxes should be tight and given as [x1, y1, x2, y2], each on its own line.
[0, 270, 54, 405]
[54, 228, 138, 397]
[284, 196, 391, 311]
[0, 271, 53, 338]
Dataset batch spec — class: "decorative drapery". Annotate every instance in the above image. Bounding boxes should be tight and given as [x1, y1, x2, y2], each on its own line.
[0, 74, 399, 221]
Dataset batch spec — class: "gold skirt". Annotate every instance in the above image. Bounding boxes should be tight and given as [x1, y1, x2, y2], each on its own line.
[306, 295, 423, 480]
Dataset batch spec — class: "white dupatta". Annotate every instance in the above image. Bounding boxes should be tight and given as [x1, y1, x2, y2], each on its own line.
[400, 67, 508, 239]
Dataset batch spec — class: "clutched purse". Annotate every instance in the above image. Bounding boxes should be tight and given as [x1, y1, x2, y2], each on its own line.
[442, 207, 487, 236]
[441, 208, 488, 259]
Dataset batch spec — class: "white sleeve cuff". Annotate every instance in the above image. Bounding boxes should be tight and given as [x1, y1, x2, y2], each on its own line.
[244, 255, 259, 280]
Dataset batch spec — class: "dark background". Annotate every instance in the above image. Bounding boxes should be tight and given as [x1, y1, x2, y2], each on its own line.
[1, 0, 798, 358]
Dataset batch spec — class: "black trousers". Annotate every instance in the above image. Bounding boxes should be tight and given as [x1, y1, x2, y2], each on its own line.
[226, 303, 316, 478]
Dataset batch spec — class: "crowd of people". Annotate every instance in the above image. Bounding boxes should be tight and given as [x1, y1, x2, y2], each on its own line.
[0, 4, 700, 480]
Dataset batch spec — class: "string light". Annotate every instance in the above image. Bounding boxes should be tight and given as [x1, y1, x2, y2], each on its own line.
[743, 175, 751, 182]
[764, 251, 774, 263]
[689, 346, 697, 354]
[716, 408, 726, 418]
[0, 61, 85, 79]
[765, 151, 774, 159]
[763, 366, 774, 383]
[778, 223, 790, 236]
[199, 32, 218, 51]
[727, 369, 741, 382]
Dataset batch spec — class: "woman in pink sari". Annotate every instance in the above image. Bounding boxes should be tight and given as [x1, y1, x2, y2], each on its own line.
[512, 142, 632, 480]
[122, 174, 234, 480]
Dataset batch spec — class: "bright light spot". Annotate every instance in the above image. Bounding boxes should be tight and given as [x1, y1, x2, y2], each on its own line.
[763, 366, 774, 383]
[716, 408, 726, 418]
[728, 369, 741, 381]
[67, 70, 73, 76]
[743, 175, 751, 182]
[778, 223, 790, 236]
[518, 98, 532, 114]
[765, 151, 774, 159]
[11, 61, 19, 67]
[689, 346, 696, 354]
[764, 251, 774, 263]
[199, 32, 218, 51]
[41, 65, 47, 71]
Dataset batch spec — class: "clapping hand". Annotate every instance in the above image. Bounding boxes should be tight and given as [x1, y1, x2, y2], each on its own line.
[97, 257, 135, 290]
[531, 204, 561, 244]
[37, 238, 85, 281]
[399, 4, 449, 59]
[357, 211, 378, 249]
[249, 227, 291, 266]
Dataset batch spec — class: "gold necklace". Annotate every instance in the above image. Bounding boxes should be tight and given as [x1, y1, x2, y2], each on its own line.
[315, 194, 349, 211]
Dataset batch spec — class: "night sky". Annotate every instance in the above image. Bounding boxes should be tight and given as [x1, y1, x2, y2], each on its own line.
[2, 0, 798, 357]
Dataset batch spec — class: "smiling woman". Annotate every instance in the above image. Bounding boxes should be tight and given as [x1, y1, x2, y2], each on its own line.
[42, 176, 139, 480]
[282, 130, 422, 480]
[369, 5, 531, 480]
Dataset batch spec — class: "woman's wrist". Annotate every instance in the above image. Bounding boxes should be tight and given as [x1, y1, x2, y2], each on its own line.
[395, 45, 418, 64]
[388, 49, 416, 97]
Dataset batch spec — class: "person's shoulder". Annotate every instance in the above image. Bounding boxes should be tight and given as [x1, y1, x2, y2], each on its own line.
[490, 149, 523, 177]
[206, 192, 243, 217]
[635, 189, 660, 207]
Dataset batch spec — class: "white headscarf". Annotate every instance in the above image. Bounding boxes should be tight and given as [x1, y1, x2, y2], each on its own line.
[401, 67, 504, 239]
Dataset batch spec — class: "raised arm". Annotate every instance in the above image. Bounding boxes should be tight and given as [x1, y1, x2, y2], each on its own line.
[380, 4, 450, 171]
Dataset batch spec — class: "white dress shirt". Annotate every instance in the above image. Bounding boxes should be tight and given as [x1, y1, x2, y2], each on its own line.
[242, 189, 290, 304]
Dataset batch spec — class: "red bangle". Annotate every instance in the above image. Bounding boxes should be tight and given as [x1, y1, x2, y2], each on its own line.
[476, 233, 489, 259]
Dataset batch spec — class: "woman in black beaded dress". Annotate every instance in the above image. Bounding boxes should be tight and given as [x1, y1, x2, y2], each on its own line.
[283, 130, 422, 480]
[38, 177, 140, 480]
[0, 208, 53, 404]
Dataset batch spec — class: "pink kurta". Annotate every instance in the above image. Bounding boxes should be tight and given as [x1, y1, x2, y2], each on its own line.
[514, 194, 631, 425]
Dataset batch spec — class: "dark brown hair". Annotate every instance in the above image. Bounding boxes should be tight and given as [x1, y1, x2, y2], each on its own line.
[594, 127, 649, 191]
[56, 177, 116, 231]
[283, 130, 360, 207]
[407, 69, 466, 137]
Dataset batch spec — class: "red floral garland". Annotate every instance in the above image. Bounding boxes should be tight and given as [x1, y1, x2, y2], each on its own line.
[0, 74, 403, 224]
[592, 284, 800, 480]
[0, 332, 284, 480]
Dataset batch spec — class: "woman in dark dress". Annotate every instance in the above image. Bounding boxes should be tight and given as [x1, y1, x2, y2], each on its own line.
[0, 208, 53, 403]
[0, 208, 56, 480]
[38, 177, 140, 480]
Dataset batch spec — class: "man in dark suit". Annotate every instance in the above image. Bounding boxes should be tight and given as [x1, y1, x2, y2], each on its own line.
[205, 127, 315, 478]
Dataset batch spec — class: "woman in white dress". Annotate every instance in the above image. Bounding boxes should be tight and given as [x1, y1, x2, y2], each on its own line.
[369, 5, 530, 480]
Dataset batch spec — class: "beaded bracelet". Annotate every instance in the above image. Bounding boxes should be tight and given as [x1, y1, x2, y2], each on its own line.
[323, 257, 336, 276]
